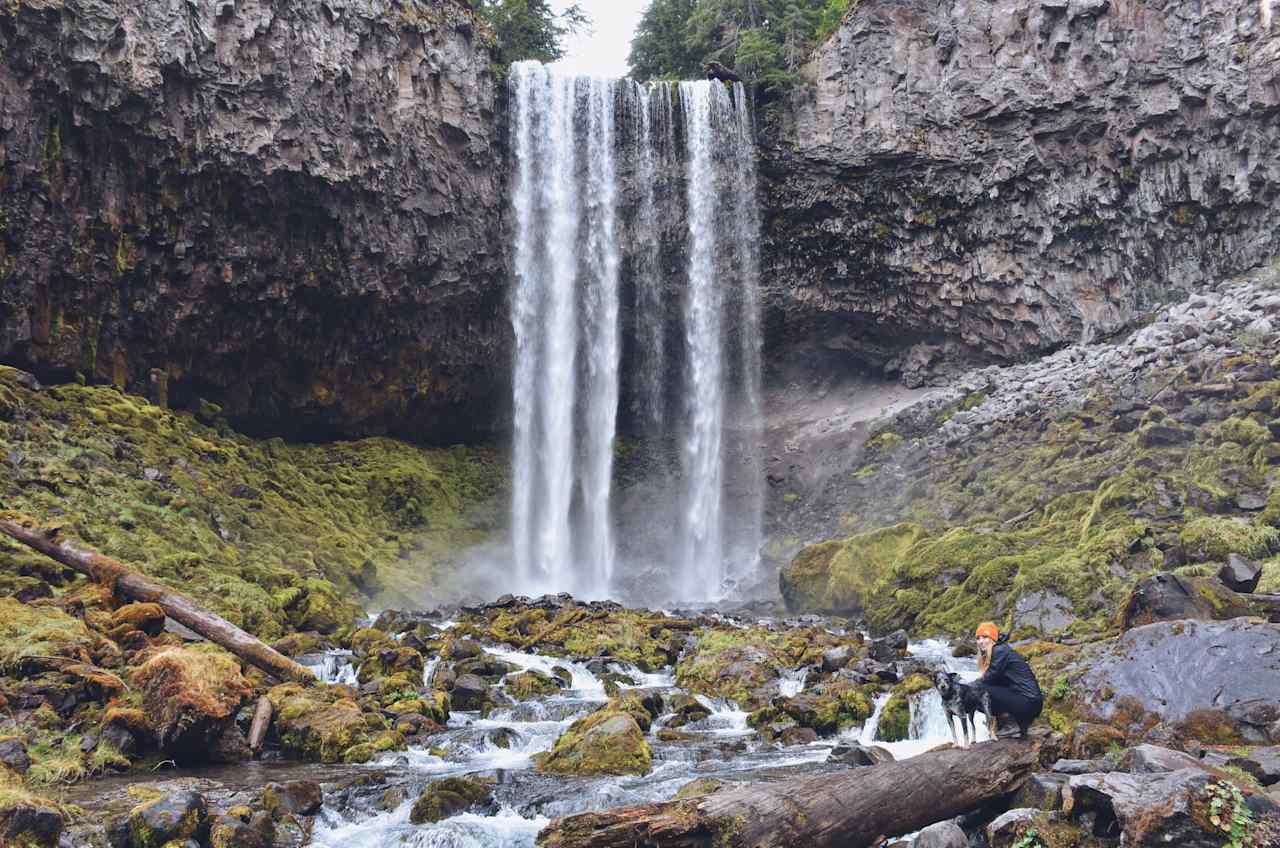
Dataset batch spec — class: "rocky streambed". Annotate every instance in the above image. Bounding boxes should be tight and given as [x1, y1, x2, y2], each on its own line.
[12, 594, 1273, 848]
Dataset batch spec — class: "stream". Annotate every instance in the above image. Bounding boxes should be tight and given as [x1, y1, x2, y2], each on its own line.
[300, 636, 988, 847]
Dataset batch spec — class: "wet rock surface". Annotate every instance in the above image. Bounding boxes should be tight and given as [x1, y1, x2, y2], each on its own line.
[1073, 619, 1280, 740]
[0, 0, 504, 443]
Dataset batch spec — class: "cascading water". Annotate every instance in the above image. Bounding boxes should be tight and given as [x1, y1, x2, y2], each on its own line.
[507, 63, 763, 602]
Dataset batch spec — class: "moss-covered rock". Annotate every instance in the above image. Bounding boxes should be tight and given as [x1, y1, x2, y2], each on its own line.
[0, 773, 64, 848]
[1179, 516, 1279, 563]
[409, 776, 494, 824]
[0, 598, 100, 674]
[674, 625, 854, 709]
[505, 670, 561, 701]
[876, 674, 933, 743]
[535, 708, 652, 776]
[127, 789, 207, 848]
[267, 682, 403, 764]
[780, 523, 925, 614]
[129, 646, 251, 761]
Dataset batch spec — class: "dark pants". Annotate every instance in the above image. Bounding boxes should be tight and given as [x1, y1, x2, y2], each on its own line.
[984, 685, 1043, 729]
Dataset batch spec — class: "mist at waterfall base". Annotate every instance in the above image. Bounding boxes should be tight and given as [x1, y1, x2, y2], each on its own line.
[477, 62, 765, 607]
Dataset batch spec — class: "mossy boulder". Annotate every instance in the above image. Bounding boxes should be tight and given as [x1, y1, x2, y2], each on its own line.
[267, 682, 401, 764]
[505, 670, 561, 701]
[127, 790, 208, 848]
[674, 624, 853, 709]
[409, 776, 494, 824]
[535, 708, 652, 776]
[664, 693, 712, 728]
[674, 629, 783, 709]
[0, 774, 64, 848]
[130, 647, 251, 761]
[109, 602, 166, 636]
[780, 523, 925, 614]
[1180, 516, 1279, 563]
[356, 645, 424, 684]
[810, 678, 875, 735]
[0, 598, 100, 674]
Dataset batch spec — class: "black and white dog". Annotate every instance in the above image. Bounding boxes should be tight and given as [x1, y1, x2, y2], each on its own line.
[933, 671, 996, 748]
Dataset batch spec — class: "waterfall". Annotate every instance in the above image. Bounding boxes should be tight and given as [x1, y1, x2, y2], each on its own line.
[508, 63, 761, 602]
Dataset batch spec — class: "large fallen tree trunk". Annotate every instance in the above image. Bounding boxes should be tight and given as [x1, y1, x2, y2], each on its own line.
[0, 513, 316, 684]
[537, 738, 1040, 848]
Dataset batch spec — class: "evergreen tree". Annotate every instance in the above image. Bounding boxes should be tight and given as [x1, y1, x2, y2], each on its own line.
[628, 0, 702, 80]
[627, 0, 851, 88]
[470, 0, 589, 68]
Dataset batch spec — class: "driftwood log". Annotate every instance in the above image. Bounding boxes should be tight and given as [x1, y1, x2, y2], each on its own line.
[0, 513, 316, 684]
[248, 695, 274, 754]
[536, 738, 1040, 848]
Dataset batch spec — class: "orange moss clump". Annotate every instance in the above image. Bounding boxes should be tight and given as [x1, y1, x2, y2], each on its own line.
[130, 647, 251, 760]
[1175, 709, 1244, 746]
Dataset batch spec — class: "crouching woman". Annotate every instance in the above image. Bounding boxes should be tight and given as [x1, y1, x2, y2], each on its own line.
[975, 622, 1043, 739]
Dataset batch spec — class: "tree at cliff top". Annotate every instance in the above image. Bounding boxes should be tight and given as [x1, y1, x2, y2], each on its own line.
[628, 0, 848, 88]
[469, 0, 589, 68]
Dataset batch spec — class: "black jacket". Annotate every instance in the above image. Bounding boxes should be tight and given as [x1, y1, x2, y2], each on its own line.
[981, 638, 1043, 702]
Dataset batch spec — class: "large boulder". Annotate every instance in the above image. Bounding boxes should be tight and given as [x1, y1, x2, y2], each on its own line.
[267, 682, 402, 764]
[409, 776, 495, 824]
[128, 790, 208, 848]
[780, 525, 924, 614]
[1118, 573, 1253, 630]
[535, 709, 652, 776]
[448, 673, 492, 712]
[1219, 554, 1264, 593]
[0, 784, 63, 848]
[914, 820, 967, 848]
[1072, 619, 1280, 742]
[1063, 770, 1238, 847]
[130, 647, 252, 761]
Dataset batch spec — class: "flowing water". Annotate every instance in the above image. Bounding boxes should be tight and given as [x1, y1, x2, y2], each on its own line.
[507, 63, 762, 603]
[309, 639, 972, 847]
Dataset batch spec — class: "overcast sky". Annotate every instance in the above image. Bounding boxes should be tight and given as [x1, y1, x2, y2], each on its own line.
[550, 0, 650, 79]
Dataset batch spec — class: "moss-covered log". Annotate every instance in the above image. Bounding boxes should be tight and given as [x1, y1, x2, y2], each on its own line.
[536, 738, 1041, 848]
[0, 513, 315, 684]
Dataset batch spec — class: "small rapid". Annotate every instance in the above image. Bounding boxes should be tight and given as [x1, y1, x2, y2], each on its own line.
[311, 638, 982, 847]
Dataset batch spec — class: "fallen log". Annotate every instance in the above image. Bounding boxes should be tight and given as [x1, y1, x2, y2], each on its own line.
[537, 737, 1040, 848]
[248, 695, 274, 754]
[0, 513, 316, 684]
[1252, 593, 1280, 623]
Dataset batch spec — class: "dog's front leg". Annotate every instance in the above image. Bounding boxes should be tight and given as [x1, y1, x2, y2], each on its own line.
[960, 714, 970, 748]
[946, 712, 960, 748]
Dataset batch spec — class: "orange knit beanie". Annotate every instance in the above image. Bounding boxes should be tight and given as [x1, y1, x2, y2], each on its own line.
[975, 622, 999, 641]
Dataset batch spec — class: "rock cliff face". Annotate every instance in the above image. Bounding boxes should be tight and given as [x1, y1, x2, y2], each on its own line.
[0, 0, 505, 441]
[761, 0, 1280, 385]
